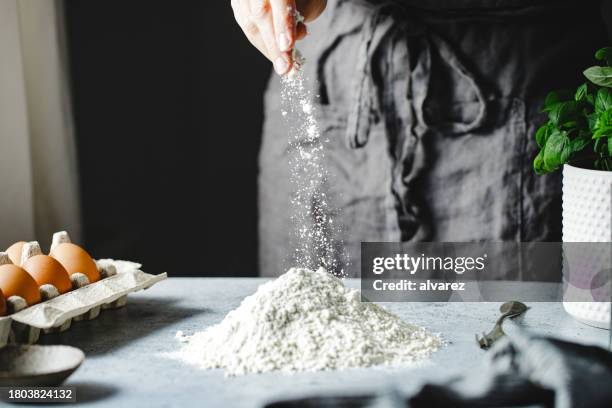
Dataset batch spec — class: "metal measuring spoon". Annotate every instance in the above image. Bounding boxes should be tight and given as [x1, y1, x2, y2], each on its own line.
[476, 301, 529, 350]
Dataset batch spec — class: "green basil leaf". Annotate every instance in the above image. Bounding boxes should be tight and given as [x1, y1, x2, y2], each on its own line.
[548, 101, 579, 126]
[561, 148, 572, 166]
[593, 126, 612, 138]
[535, 125, 550, 148]
[544, 130, 571, 170]
[587, 93, 595, 105]
[575, 83, 588, 101]
[584, 66, 612, 88]
[603, 109, 612, 126]
[595, 88, 612, 112]
[547, 104, 561, 122]
[587, 112, 599, 131]
[608, 137, 612, 156]
[594, 110, 612, 132]
[570, 137, 590, 153]
[595, 47, 612, 66]
[533, 150, 546, 174]
[544, 91, 560, 107]
[543, 90, 573, 109]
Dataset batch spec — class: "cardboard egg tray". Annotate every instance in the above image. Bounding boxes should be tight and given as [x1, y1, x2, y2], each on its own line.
[0, 259, 166, 346]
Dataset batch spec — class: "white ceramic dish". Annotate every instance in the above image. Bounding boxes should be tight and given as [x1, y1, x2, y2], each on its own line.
[0, 344, 84, 386]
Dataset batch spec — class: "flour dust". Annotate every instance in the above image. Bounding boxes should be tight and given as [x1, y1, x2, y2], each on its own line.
[280, 56, 347, 277]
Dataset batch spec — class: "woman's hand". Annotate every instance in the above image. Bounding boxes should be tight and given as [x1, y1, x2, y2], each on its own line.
[231, 0, 327, 75]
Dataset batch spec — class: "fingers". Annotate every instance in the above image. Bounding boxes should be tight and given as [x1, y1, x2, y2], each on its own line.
[232, 0, 270, 59]
[270, 0, 296, 52]
[249, 0, 292, 75]
[231, 0, 317, 75]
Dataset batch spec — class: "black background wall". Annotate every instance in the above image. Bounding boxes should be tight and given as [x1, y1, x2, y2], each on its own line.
[65, 1, 611, 277]
[65, 1, 269, 277]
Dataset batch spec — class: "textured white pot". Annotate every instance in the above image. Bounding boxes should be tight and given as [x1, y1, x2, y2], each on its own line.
[562, 164, 612, 329]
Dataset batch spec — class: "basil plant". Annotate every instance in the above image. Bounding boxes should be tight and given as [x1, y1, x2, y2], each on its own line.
[534, 47, 612, 174]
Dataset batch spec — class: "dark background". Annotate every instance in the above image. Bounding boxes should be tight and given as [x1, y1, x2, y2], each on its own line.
[64, 1, 612, 277]
[64, 1, 269, 277]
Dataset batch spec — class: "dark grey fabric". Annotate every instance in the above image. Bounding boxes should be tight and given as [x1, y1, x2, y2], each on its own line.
[263, 330, 612, 408]
[408, 331, 612, 407]
[259, 0, 607, 277]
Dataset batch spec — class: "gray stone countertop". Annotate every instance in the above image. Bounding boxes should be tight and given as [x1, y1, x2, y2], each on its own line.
[37, 277, 609, 408]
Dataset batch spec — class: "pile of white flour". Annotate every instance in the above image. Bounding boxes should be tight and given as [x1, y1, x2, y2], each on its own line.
[167, 268, 442, 376]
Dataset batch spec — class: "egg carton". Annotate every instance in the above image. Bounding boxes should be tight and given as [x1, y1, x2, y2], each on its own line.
[0, 258, 166, 346]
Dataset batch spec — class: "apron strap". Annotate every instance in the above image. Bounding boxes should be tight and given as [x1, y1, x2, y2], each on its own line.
[344, 4, 396, 149]
[342, 5, 489, 150]
[387, 26, 428, 240]
[426, 32, 488, 134]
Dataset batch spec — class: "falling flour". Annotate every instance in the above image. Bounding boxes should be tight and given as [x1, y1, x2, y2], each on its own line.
[166, 268, 442, 376]
[280, 53, 347, 276]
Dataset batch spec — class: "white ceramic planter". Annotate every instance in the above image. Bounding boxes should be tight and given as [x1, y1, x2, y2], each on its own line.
[562, 164, 612, 329]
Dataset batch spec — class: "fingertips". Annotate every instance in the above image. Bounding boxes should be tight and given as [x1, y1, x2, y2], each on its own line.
[273, 54, 292, 75]
[270, 0, 296, 52]
[250, 0, 293, 75]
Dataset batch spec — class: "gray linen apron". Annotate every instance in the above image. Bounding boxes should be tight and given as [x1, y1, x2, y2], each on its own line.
[259, 0, 607, 277]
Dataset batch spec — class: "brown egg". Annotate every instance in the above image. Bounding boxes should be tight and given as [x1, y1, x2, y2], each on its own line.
[22, 255, 72, 294]
[0, 288, 6, 316]
[0, 264, 41, 306]
[49, 243, 100, 283]
[6, 241, 25, 264]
